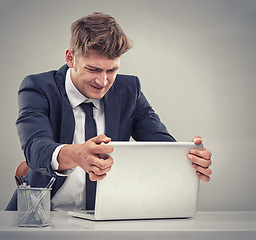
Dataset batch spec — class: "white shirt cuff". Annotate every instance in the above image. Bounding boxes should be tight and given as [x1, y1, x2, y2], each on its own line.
[51, 144, 75, 176]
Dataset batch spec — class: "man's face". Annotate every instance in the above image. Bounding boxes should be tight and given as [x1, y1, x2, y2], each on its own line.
[66, 50, 121, 99]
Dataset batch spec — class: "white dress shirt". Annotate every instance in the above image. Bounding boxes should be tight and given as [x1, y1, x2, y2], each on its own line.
[51, 68, 105, 210]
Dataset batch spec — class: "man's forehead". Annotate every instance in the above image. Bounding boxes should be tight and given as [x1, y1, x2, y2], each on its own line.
[81, 53, 121, 69]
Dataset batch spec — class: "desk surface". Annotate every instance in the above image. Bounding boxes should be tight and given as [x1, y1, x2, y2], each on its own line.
[0, 211, 255, 240]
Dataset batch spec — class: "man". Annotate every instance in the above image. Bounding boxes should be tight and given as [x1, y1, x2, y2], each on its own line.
[6, 12, 212, 211]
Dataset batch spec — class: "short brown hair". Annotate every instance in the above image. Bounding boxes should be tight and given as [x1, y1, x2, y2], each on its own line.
[70, 12, 132, 59]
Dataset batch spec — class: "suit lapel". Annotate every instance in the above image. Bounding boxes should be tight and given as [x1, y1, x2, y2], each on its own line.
[103, 83, 121, 141]
[60, 100, 75, 143]
[54, 65, 75, 144]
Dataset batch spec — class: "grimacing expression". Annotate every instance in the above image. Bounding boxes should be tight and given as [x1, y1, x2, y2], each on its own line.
[66, 50, 121, 99]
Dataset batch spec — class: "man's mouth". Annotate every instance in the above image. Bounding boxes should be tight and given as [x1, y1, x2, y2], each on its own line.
[91, 84, 103, 90]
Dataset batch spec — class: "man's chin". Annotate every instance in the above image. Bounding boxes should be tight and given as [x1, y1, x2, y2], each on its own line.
[86, 92, 106, 100]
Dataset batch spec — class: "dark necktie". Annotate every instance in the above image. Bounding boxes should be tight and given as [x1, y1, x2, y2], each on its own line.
[80, 102, 97, 210]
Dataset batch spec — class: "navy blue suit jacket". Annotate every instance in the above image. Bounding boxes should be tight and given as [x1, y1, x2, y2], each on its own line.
[6, 64, 175, 210]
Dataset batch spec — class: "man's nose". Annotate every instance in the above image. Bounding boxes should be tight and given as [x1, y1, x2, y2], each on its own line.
[95, 72, 108, 87]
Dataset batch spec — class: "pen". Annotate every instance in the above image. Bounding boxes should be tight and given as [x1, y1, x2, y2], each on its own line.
[15, 176, 22, 186]
[45, 176, 56, 189]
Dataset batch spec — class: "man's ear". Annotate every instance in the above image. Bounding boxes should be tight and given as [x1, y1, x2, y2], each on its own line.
[65, 49, 74, 68]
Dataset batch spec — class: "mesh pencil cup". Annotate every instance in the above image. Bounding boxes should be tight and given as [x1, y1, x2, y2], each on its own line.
[17, 187, 51, 227]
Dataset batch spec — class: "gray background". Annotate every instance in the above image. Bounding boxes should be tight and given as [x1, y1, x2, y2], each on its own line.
[0, 0, 255, 211]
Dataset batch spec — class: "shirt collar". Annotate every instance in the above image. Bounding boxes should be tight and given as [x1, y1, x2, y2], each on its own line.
[65, 68, 101, 110]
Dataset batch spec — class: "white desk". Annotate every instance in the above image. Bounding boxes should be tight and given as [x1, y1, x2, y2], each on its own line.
[0, 211, 255, 240]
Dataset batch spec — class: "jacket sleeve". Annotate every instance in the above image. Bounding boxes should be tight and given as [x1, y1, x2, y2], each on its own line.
[16, 75, 61, 177]
[131, 77, 176, 142]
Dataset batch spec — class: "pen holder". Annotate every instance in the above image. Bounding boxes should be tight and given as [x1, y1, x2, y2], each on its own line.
[17, 187, 51, 227]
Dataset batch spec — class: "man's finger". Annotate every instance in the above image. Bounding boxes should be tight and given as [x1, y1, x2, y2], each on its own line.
[192, 164, 212, 177]
[89, 171, 106, 181]
[90, 165, 112, 176]
[189, 148, 212, 160]
[92, 156, 114, 170]
[91, 134, 111, 144]
[196, 172, 211, 182]
[188, 153, 212, 168]
[191, 135, 202, 145]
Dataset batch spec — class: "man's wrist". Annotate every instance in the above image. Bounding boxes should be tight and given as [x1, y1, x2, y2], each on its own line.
[51, 144, 75, 176]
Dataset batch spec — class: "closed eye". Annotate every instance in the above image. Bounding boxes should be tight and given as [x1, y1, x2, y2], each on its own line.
[85, 67, 102, 73]
[85, 66, 119, 74]
[107, 68, 119, 73]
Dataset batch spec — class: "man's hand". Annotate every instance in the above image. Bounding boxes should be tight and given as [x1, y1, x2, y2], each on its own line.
[57, 134, 114, 181]
[188, 135, 212, 182]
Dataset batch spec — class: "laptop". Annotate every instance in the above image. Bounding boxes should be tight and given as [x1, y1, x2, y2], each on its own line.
[68, 141, 202, 221]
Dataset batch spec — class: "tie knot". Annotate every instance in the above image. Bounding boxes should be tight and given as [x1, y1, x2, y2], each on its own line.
[80, 102, 94, 117]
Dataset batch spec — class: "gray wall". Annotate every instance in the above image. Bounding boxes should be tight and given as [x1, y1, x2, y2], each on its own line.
[1, 0, 255, 211]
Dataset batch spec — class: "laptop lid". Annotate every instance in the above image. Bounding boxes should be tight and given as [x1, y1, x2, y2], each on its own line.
[69, 141, 202, 221]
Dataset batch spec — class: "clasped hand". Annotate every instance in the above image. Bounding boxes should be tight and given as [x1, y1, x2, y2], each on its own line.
[58, 134, 114, 181]
[82, 135, 114, 181]
[188, 136, 212, 182]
